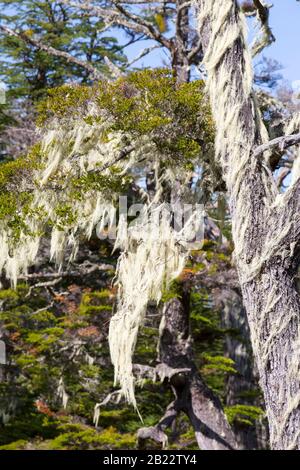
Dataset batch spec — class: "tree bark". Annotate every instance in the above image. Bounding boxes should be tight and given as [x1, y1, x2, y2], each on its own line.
[138, 293, 238, 450]
[196, 0, 300, 449]
[220, 287, 268, 449]
[172, 0, 191, 84]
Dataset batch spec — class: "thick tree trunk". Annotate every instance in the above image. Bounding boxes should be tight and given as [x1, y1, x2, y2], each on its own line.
[196, 0, 300, 449]
[242, 261, 300, 449]
[138, 293, 238, 450]
[160, 294, 238, 450]
[220, 287, 268, 449]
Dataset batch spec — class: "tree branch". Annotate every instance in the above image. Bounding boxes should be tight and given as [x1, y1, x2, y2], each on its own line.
[111, 0, 172, 48]
[25, 278, 62, 298]
[127, 44, 162, 66]
[253, 132, 300, 158]
[104, 56, 124, 78]
[155, 296, 238, 450]
[59, 0, 172, 50]
[137, 401, 179, 449]
[87, 145, 135, 175]
[30, 302, 55, 315]
[0, 24, 105, 81]
[187, 37, 202, 62]
[276, 168, 290, 188]
[278, 176, 300, 258]
[19, 262, 114, 281]
[197, 0, 300, 449]
[252, 0, 275, 56]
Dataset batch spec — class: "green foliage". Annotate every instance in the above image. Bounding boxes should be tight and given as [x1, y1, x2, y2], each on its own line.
[161, 279, 182, 302]
[0, 0, 127, 160]
[36, 85, 93, 125]
[0, 287, 18, 301]
[53, 203, 78, 230]
[0, 405, 60, 445]
[0, 1, 125, 102]
[225, 405, 265, 426]
[48, 424, 136, 450]
[38, 69, 214, 167]
[0, 40, 263, 450]
[0, 143, 45, 239]
[0, 275, 200, 450]
[71, 171, 130, 200]
[0, 69, 216, 246]
[78, 291, 113, 317]
[201, 353, 237, 374]
[97, 70, 214, 165]
[189, 289, 234, 395]
[0, 439, 27, 450]
[0, 240, 265, 449]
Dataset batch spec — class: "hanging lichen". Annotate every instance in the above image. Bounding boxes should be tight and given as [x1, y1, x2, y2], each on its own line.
[0, 69, 213, 407]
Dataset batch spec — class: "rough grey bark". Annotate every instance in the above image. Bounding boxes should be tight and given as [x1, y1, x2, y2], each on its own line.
[220, 287, 268, 449]
[137, 293, 238, 450]
[171, 0, 191, 84]
[196, 0, 300, 449]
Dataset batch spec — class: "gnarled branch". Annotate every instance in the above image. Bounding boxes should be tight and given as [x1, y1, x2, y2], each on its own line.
[253, 132, 300, 158]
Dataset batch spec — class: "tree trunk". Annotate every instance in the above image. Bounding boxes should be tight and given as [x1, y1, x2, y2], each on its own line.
[196, 0, 300, 449]
[242, 261, 300, 449]
[138, 292, 238, 450]
[172, 0, 191, 84]
[220, 287, 268, 449]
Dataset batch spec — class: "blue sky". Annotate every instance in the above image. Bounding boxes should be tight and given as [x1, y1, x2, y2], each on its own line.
[260, 0, 300, 86]
[124, 1, 300, 87]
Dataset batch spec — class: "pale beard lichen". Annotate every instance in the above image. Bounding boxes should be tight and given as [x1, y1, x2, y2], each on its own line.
[57, 377, 69, 409]
[195, 0, 300, 449]
[0, 106, 154, 285]
[0, 97, 202, 411]
[195, 0, 276, 282]
[286, 113, 300, 185]
[0, 114, 120, 286]
[108, 205, 200, 406]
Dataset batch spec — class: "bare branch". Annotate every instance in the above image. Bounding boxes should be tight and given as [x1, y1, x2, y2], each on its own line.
[253, 132, 300, 158]
[104, 56, 124, 78]
[94, 390, 123, 427]
[19, 262, 115, 281]
[252, 0, 275, 56]
[137, 401, 178, 449]
[132, 363, 156, 380]
[25, 278, 62, 298]
[278, 176, 300, 261]
[111, 0, 172, 48]
[253, 0, 271, 21]
[187, 37, 202, 62]
[87, 145, 135, 175]
[58, 0, 172, 49]
[127, 44, 162, 66]
[276, 168, 291, 188]
[30, 303, 55, 315]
